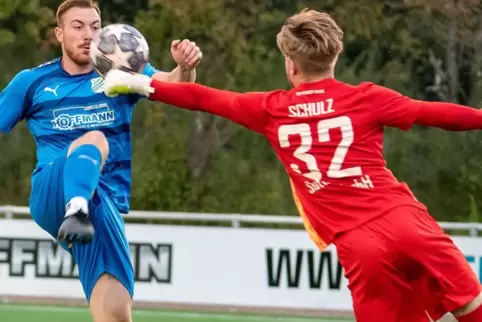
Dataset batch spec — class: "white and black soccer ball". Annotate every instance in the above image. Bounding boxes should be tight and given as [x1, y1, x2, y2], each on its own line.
[90, 23, 149, 77]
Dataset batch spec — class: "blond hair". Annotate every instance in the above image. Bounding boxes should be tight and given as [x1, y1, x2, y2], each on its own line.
[56, 0, 100, 26]
[276, 9, 343, 75]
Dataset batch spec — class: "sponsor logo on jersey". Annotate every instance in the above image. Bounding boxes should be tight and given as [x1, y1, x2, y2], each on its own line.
[44, 85, 59, 97]
[51, 103, 115, 130]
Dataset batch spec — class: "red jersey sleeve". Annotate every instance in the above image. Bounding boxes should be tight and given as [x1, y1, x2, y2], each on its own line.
[412, 101, 482, 131]
[149, 80, 271, 133]
[364, 83, 482, 131]
[364, 83, 420, 131]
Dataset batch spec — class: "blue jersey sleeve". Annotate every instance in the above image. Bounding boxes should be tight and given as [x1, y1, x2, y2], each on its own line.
[142, 63, 159, 77]
[129, 63, 160, 104]
[0, 69, 32, 133]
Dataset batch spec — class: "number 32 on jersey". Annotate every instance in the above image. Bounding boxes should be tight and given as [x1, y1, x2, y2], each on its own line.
[278, 116, 365, 194]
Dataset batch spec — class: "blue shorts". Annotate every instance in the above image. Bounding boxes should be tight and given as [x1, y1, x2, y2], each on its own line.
[28, 152, 134, 302]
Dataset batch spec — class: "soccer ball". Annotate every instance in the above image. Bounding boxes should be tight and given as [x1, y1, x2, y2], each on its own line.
[90, 23, 149, 77]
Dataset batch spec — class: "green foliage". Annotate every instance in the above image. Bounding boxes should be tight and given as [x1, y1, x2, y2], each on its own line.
[0, 0, 481, 223]
[0, 0, 55, 82]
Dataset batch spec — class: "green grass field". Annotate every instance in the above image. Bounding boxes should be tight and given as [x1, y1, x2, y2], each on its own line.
[0, 304, 354, 322]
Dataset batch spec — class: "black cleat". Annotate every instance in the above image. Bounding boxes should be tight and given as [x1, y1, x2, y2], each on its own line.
[57, 200, 95, 247]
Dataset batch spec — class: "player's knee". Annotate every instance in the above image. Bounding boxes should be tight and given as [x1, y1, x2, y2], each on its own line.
[92, 304, 130, 322]
[90, 274, 132, 322]
[69, 130, 109, 161]
[103, 299, 131, 322]
[82, 130, 109, 156]
[452, 291, 482, 316]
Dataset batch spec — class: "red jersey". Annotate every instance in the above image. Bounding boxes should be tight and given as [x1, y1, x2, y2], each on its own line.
[149, 78, 482, 249]
[255, 79, 427, 249]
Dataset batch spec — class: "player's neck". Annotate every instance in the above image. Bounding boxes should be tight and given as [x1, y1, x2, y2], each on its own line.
[61, 56, 93, 75]
[298, 70, 335, 85]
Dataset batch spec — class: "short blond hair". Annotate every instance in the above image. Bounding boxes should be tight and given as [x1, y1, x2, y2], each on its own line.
[56, 0, 100, 26]
[276, 9, 343, 75]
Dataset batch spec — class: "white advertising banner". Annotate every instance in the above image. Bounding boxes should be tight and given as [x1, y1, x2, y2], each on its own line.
[0, 219, 480, 311]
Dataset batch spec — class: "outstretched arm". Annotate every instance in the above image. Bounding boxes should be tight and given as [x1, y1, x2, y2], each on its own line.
[103, 69, 274, 132]
[0, 69, 32, 134]
[412, 101, 482, 131]
[368, 84, 482, 131]
[153, 65, 196, 83]
[148, 79, 271, 133]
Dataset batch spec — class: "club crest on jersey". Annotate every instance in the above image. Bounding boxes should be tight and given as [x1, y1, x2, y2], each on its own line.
[91, 77, 104, 93]
[51, 103, 115, 131]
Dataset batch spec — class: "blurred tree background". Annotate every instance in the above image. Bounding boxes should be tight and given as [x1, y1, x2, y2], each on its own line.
[1, 0, 482, 222]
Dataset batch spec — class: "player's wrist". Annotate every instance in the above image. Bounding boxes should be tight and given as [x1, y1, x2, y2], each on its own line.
[177, 64, 193, 72]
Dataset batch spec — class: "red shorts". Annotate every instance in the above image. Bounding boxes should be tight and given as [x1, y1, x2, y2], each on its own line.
[334, 206, 481, 322]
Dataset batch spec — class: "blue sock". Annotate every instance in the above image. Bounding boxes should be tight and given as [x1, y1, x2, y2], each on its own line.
[63, 144, 102, 206]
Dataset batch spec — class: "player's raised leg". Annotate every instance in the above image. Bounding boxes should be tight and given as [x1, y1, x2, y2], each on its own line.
[57, 130, 108, 245]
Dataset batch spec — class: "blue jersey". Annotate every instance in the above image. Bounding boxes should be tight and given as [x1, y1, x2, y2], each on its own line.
[0, 58, 158, 213]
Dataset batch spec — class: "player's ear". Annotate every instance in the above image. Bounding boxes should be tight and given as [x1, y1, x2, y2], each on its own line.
[331, 55, 339, 68]
[55, 26, 64, 43]
[287, 57, 297, 76]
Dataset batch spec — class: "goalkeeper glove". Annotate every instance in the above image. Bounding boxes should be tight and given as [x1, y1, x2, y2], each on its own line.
[103, 69, 154, 97]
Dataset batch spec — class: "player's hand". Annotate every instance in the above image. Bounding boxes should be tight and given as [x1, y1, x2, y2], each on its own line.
[171, 39, 202, 71]
[103, 69, 154, 97]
